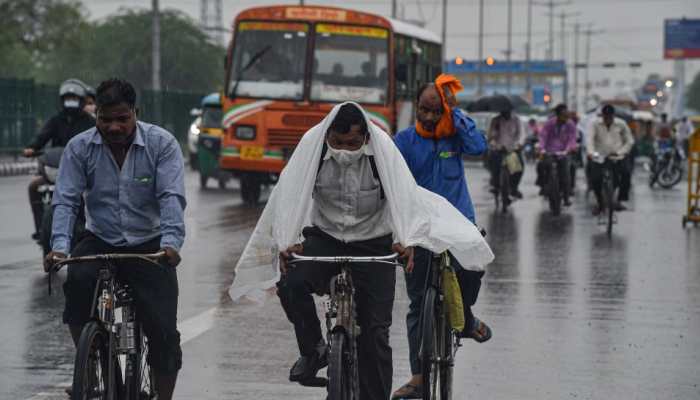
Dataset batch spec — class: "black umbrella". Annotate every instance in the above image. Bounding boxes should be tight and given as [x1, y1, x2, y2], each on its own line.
[466, 95, 513, 113]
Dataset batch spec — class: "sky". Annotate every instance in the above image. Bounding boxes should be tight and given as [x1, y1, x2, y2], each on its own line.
[83, 0, 699, 98]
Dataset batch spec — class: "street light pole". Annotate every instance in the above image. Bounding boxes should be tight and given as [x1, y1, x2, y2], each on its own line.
[526, 0, 533, 99]
[477, 0, 484, 96]
[441, 0, 447, 64]
[392, 0, 397, 18]
[506, 0, 513, 95]
[151, 0, 161, 124]
[573, 22, 580, 111]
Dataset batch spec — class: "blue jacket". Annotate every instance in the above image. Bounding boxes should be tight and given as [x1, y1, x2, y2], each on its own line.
[394, 109, 487, 223]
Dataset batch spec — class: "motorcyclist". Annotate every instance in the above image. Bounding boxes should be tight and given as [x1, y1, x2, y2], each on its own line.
[535, 103, 577, 206]
[23, 79, 95, 240]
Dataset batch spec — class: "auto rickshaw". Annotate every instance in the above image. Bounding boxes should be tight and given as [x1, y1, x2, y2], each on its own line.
[195, 93, 230, 189]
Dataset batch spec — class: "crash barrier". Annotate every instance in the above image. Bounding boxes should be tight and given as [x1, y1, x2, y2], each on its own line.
[684, 128, 700, 227]
[0, 78, 202, 156]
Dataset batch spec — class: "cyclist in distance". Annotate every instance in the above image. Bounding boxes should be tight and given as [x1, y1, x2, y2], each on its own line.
[44, 78, 186, 399]
[586, 104, 635, 215]
[535, 103, 577, 206]
[392, 75, 492, 399]
[487, 105, 524, 200]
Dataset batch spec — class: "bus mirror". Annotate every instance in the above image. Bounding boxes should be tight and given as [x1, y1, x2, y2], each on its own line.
[396, 64, 408, 83]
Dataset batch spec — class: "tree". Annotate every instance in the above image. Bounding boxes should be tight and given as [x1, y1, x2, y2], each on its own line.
[686, 70, 700, 112]
[80, 9, 225, 93]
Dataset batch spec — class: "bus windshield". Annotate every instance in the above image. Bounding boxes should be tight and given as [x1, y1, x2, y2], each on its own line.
[229, 21, 309, 100]
[311, 24, 389, 104]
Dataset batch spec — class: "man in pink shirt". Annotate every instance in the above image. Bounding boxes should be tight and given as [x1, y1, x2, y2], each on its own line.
[535, 103, 578, 206]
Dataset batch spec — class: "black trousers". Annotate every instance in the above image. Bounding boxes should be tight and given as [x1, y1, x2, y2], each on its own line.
[277, 227, 395, 400]
[63, 233, 182, 374]
[28, 175, 47, 234]
[589, 158, 631, 205]
[404, 247, 484, 374]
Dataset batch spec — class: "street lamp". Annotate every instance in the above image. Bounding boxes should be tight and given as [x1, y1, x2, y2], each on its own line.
[665, 80, 673, 88]
[656, 90, 664, 97]
[650, 98, 658, 106]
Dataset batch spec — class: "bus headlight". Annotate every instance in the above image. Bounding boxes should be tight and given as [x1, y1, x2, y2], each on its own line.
[235, 125, 256, 140]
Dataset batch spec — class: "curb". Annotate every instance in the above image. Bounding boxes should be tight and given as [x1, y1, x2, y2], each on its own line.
[0, 161, 38, 177]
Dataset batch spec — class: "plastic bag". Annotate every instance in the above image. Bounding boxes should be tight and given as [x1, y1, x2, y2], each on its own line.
[440, 254, 465, 332]
[505, 151, 523, 174]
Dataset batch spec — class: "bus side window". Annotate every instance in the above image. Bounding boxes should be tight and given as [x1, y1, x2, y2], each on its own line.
[394, 34, 411, 100]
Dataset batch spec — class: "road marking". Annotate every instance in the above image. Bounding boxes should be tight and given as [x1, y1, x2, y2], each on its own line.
[24, 306, 219, 400]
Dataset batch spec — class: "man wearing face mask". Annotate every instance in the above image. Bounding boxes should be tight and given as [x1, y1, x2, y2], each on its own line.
[276, 103, 413, 400]
[23, 79, 95, 240]
[44, 78, 186, 399]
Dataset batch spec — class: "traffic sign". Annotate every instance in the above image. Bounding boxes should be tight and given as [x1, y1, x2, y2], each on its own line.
[664, 19, 700, 59]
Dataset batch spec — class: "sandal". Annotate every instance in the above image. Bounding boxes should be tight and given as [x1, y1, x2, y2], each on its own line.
[391, 382, 423, 399]
[461, 317, 492, 343]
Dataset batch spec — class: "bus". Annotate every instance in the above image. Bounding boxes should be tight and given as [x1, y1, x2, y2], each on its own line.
[220, 5, 442, 204]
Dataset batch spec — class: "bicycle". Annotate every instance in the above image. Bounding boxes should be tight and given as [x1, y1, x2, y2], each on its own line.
[543, 152, 569, 216]
[287, 253, 401, 400]
[50, 252, 165, 400]
[418, 251, 457, 400]
[592, 154, 620, 236]
[493, 150, 516, 213]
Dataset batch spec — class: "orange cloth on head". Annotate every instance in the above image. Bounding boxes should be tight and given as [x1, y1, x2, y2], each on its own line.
[415, 74, 464, 140]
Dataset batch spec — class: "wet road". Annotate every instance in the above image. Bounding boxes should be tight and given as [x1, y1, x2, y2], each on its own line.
[1, 163, 698, 399]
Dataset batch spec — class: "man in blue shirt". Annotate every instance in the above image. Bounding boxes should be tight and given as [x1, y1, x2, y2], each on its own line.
[44, 79, 186, 399]
[392, 81, 492, 399]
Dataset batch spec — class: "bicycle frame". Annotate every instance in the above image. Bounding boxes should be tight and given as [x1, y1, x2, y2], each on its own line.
[52, 252, 163, 400]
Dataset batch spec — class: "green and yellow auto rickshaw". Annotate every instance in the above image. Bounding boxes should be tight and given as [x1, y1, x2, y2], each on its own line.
[195, 93, 230, 189]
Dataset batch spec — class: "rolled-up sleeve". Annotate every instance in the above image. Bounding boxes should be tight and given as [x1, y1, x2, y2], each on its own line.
[454, 110, 487, 155]
[156, 137, 187, 251]
[51, 142, 86, 254]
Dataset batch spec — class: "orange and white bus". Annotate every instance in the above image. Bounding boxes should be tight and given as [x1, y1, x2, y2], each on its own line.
[220, 5, 442, 203]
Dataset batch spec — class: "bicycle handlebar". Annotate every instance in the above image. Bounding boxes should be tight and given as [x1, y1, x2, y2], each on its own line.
[52, 251, 166, 270]
[287, 252, 401, 266]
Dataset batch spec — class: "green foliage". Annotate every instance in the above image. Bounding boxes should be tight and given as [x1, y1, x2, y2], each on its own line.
[0, 0, 225, 93]
[686, 70, 700, 112]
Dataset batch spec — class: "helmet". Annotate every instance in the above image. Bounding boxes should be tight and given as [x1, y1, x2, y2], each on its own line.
[59, 79, 87, 99]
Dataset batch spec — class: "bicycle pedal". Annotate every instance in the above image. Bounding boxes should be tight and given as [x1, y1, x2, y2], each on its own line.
[298, 376, 328, 387]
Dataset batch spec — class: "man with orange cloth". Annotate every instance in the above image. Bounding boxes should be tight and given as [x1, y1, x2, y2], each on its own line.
[392, 75, 492, 399]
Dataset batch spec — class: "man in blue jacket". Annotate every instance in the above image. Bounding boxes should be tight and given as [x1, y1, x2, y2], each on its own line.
[391, 78, 492, 399]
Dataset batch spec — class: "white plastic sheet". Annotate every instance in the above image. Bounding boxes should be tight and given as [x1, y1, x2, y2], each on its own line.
[228, 102, 494, 302]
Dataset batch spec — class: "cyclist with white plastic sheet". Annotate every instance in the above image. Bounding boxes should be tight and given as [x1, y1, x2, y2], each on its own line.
[227, 101, 494, 400]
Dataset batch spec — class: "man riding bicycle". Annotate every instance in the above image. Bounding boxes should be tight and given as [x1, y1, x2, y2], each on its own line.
[586, 104, 635, 215]
[227, 101, 493, 400]
[275, 104, 411, 400]
[487, 107, 524, 201]
[392, 75, 492, 399]
[44, 78, 186, 399]
[535, 103, 577, 206]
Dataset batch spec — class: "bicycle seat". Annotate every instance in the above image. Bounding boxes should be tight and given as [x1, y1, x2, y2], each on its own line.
[298, 376, 328, 387]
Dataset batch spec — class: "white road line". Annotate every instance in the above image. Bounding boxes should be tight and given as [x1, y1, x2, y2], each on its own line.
[24, 306, 219, 400]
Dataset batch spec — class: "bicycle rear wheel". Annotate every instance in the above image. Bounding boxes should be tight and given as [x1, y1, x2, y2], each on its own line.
[71, 322, 117, 400]
[327, 331, 356, 400]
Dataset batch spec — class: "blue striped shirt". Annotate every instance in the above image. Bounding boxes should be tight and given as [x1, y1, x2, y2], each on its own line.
[51, 121, 186, 253]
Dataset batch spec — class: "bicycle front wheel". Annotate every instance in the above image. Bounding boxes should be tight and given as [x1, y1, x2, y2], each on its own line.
[125, 326, 156, 400]
[604, 177, 615, 236]
[420, 286, 437, 400]
[327, 331, 356, 400]
[71, 322, 116, 400]
[548, 167, 561, 216]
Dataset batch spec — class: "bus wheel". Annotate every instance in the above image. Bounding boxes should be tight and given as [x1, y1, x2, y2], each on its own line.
[240, 174, 261, 205]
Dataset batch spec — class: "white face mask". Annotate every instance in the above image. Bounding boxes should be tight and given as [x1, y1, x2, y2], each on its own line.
[326, 141, 365, 166]
[63, 99, 80, 109]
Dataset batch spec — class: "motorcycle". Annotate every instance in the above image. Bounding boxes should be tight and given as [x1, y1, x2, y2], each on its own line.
[33, 147, 85, 255]
[648, 144, 684, 189]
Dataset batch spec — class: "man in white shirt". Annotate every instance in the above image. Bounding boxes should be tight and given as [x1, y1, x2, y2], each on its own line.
[276, 104, 412, 400]
[487, 109, 524, 199]
[676, 116, 695, 153]
[586, 104, 635, 214]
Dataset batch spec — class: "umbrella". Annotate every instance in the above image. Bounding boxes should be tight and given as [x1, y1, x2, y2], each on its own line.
[466, 95, 513, 113]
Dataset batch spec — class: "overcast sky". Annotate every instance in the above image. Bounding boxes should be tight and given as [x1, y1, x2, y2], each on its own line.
[84, 0, 699, 94]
